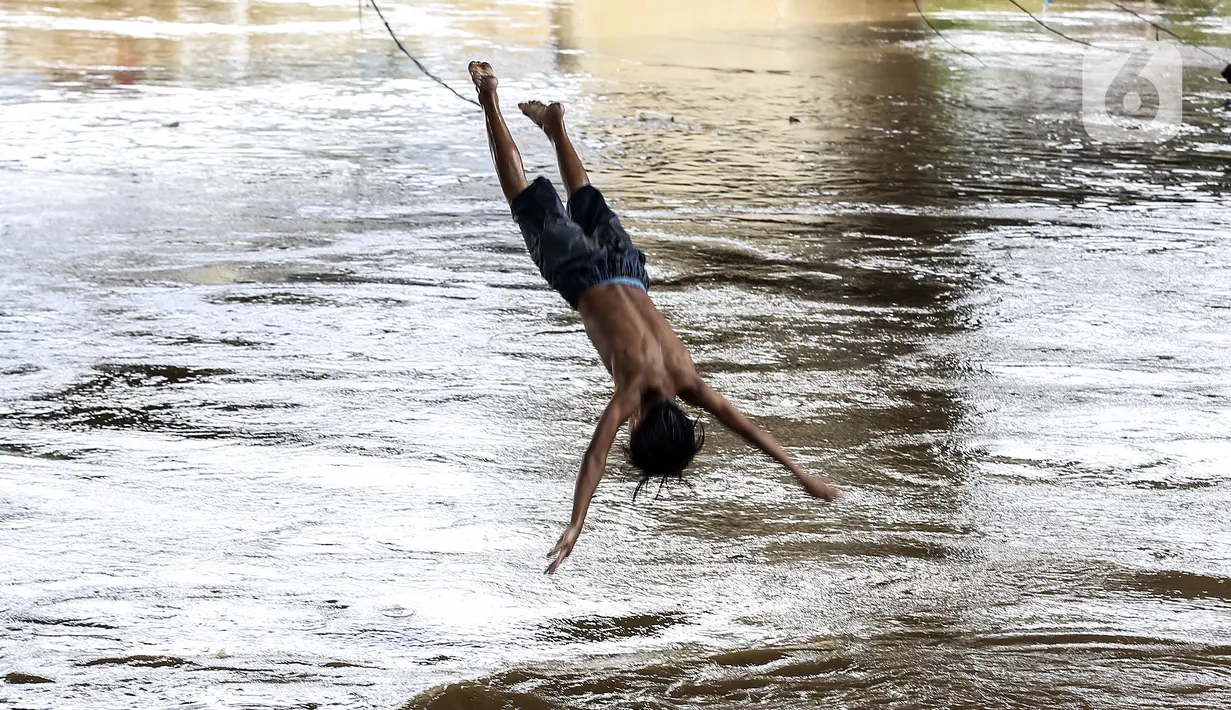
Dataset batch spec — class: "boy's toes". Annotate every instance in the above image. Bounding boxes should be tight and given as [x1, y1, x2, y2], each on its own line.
[468, 60, 498, 92]
[519, 100, 544, 117]
[520, 100, 547, 126]
[521, 100, 564, 130]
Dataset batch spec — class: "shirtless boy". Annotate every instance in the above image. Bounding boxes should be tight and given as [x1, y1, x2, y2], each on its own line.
[467, 61, 839, 574]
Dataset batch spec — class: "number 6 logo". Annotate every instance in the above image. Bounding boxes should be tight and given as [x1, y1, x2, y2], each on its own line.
[1082, 41, 1183, 144]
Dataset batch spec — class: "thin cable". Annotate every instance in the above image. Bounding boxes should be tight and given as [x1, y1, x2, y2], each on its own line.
[366, 0, 480, 107]
[1108, 1, 1229, 64]
[1003, 0, 1103, 49]
[913, 0, 988, 67]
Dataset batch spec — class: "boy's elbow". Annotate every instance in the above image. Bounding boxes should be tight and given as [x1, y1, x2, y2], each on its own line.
[581, 449, 607, 475]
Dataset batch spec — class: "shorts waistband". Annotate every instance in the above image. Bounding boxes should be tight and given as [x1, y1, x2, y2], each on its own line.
[594, 276, 649, 292]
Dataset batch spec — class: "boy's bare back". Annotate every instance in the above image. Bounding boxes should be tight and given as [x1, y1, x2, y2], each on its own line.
[577, 282, 697, 397]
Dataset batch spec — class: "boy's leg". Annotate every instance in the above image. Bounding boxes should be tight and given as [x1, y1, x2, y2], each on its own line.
[520, 100, 633, 253]
[470, 63, 596, 306]
[468, 61, 530, 203]
[520, 101, 589, 199]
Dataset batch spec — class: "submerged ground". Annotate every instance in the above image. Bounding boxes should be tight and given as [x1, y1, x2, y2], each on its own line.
[1, 1, 1229, 708]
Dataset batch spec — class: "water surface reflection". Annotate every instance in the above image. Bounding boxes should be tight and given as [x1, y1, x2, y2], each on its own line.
[1, 1, 1229, 708]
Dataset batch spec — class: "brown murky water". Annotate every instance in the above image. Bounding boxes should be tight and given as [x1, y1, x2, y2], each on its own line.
[2, 1, 1230, 708]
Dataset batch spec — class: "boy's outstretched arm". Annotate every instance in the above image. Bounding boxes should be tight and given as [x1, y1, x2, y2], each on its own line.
[546, 389, 641, 574]
[682, 381, 840, 501]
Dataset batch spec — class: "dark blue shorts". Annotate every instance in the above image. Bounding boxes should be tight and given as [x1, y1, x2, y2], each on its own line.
[510, 176, 650, 310]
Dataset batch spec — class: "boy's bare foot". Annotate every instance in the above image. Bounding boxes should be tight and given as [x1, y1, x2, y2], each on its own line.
[468, 61, 498, 99]
[519, 100, 565, 132]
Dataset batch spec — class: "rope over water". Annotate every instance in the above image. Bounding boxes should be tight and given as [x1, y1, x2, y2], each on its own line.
[1107, 0, 1231, 74]
[913, 0, 988, 67]
[1006, 0, 1231, 82]
[364, 0, 1231, 99]
[366, 0, 481, 107]
[1003, 0, 1101, 49]
[916, 0, 1231, 83]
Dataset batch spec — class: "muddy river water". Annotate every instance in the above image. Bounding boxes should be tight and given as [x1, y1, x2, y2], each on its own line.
[1, 1, 1229, 708]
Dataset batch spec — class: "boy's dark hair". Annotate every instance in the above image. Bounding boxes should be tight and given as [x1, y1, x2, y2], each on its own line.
[627, 400, 705, 500]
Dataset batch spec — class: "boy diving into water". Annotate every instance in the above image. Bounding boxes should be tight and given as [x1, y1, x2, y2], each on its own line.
[467, 61, 839, 574]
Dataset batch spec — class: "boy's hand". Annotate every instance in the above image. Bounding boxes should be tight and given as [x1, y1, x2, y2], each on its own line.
[683, 381, 841, 503]
[546, 525, 581, 574]
[797, 473, 840, 501]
